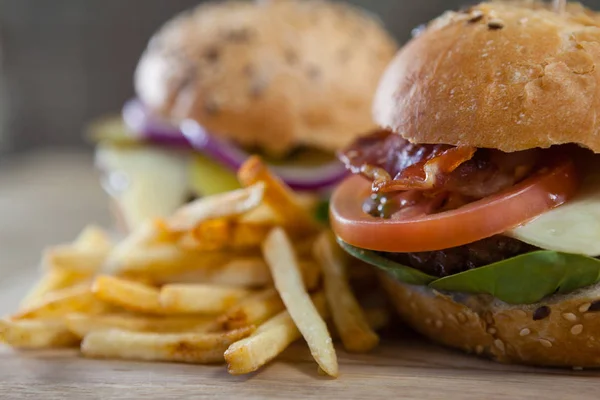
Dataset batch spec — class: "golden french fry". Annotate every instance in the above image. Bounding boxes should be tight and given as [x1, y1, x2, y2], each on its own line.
[65, 313, 215, 338]
[238, 157, 319, 234]
[0, 319, 79, 349]
[217, 288, 285, 330]
[104, 243, 236, 278]
[73, 225, 113, 250]
[225, 292, 327, 375]
[314, 232, 379, 353]
[157, 257, 272, 288]
[363, 308, 390, 332]
[159, 284, 251, 314]
[81, 326, 255, 364]
[299, 260, 321, 291]
[19, 269, 88, 310]
[20, 225, 113, 310]
[92, 275, 165, 314]
[193, 220, 273, 251]
[45, 247, 110, 275]
[166, 183, 265, 232]
[262, 228, 338, 377]
[238, 204, 279, 225]
[13, 285, 105, 320]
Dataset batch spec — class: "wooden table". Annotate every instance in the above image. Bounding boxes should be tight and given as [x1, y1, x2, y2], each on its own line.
[1, 152, 599, 399]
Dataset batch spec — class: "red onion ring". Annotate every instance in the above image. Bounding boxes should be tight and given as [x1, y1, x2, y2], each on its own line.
[122, 99, 190, 148]
[181, 120, 348, 191]
[122, 99, 348, 191]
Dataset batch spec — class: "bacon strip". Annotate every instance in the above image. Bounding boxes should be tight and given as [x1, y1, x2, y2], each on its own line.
[339, 130, 540, 199]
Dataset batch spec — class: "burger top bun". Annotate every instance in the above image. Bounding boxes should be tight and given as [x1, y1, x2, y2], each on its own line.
[135, 0, 398, 156]
[381, 273, 600, 368]
[374, 1, 600, 153]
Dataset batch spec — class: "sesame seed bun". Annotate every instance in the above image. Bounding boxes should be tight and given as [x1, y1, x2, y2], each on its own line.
[373, 1, 600, 153]
[135, 0, 398, 156]
[380, 273, 600, 367]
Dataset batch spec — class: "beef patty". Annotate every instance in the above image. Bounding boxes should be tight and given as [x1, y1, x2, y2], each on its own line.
[382, 235, 536, 277]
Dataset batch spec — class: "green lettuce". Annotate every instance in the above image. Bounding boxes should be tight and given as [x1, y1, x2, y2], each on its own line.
[337, 239, 600, 304]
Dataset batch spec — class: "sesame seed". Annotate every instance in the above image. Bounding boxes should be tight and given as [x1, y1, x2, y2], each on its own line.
[457, 313, 467, 323]
[203, 47, 220, 63]
[488, 327, 497, 335]
[539, 339, 553, 348]
[494, 339, 505, 354]
[571, 324, 583, 335]
[589, 300, 600, 312]
[562, 313, 577, 322]
[515, 310, 527, 318]
[435, 320, 443, 329]
[533, 306, 551, 321]
[306, 65, 321, 80]
[447, 314, 458, 324]
[475, 345, 484, 354]
[573, 366, 584, 371]
[284, 49, 298, 65]
[487, 19, 504, 30]
[519, 328, 531, 336]
[579, 303, 591, 313]
[224, 28, 252, 42]
[425, 318, 432, 325]
[468, 11, 484, 23]
[203, 99, 220, 115]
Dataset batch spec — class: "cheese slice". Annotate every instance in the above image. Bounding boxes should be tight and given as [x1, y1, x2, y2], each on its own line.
[96, 144, 190, 230]
[506, 168, 600, 256]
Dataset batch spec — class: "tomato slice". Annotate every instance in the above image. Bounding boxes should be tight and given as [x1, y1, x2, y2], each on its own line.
[330, 158, 579, 252]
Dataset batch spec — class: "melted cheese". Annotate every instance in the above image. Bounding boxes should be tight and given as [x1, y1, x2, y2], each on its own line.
[506, 169, 600, 256]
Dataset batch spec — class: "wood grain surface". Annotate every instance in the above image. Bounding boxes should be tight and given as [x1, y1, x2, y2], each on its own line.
[1, 152, 598, 400]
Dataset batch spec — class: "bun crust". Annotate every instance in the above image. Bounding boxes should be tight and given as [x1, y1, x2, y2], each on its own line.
[381, 273, 600, 367]
[374, 1, 600, 153]
[136, 0, 397, 155]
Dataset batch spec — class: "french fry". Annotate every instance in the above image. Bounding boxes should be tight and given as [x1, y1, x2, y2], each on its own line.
[104, 243, 236, 278]
[363, 308, 390, 332]
[298, 260, 321, 291]
[238, 157, 319, 234]
[20, 225, 113, 309]
[159, 284, 251, 314]
[314, 232, 379, 353]
[13, 285, 106, 320]
[19, 269, 88, 310]
[166, 183, 265, 232]
[0, 319, 79, 349]
[45, 247, 110, 275]
[217, 288, 285, 330]
[92, 275, 164, 314]
[182, 219, 273, 252]
[157, 257, 272, 288]
[72, 225, 113, 251]
[225, 292, 327, 375]
[65, 313, 216, 338]
[262, 228, 338, 377]
[81, 326, 255, 364]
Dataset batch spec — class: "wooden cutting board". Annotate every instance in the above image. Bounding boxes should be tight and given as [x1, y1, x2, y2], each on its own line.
[1, 152, 598, 400]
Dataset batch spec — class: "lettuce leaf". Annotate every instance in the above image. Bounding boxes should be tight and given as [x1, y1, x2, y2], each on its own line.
[337, 240, 600, 304]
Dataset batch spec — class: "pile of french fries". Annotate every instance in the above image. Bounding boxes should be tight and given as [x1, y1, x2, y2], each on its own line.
[0, 156, 388, 377]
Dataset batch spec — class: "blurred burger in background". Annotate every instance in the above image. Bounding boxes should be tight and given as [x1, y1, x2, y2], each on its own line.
[89, 0, 397, 231]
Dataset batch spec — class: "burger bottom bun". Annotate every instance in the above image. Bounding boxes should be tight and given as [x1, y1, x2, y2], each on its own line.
[379, 272, 600, 368]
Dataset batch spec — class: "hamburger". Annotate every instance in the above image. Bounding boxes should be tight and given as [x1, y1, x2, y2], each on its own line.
[330, 0, 600, 367]
[90, 0, 397, 231]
